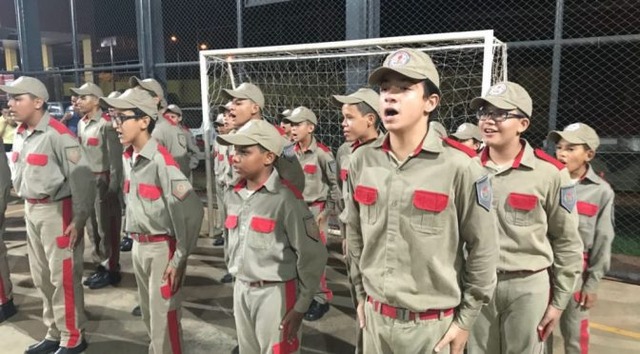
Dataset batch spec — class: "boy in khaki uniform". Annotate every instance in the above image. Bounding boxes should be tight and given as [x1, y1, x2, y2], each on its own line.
[217, 119, 327, 354]
[0, 136, 16, 323]
[165, 104, 203, 172]
[212, 102, 233, 246]
[344, 48, 499, 354]
[284, 106, 340, 321]
[548, 123, 615, 354]
[450, 123, 483, 153]
[466, 82, 584, 354]
[101, 88, 204, 354]
[332, 87, 381, 354]
[2, 76, 95, 354]
[72, 82, 124, 290]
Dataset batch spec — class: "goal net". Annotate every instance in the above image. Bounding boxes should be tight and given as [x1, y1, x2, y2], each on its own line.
[198, 30, 507, 234]
[200, 30, 507, 150]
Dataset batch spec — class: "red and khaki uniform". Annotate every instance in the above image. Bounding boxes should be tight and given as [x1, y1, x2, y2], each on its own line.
[123, 139, 204, 354]
[214, 131, 234, 231]
[153, 114, 191, 178]
[78, 109, 123, 271]
[0, 138, 13, 306]
[12, 114, 94, 348]
[294, 137, 340, 304]
[467, 141, 584, 354]
[223, 169, 327, 354]
[344, 124, 498, 353]
[557, 165, 615, 354]
[180, 125, 201, 171]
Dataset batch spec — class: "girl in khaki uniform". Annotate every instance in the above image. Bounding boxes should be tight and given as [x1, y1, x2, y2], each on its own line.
[548, 123, 615, 354]
[101, 88, 204, 354]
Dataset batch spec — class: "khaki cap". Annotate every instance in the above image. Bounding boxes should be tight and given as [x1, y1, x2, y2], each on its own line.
[217, 120, 284, 155]
[222, 83, 265, 108]
[70, 82, 104, 98]
[214, 113, 225, 125]
[166, 104, 182, 116]
[217, 101, 232, 113]
[368, 48, 440, 90]
[0, 76, 49, 101]
[470, 81, 533, 118]
[99, 88, 158, 120]
[128, 76, 167, 108]
[107, 91, 122, 99]
[277, 109, 292, 119]
[452, 123, 482, 141]
[332, 88, 380, 115]
[284, 106, 317, 125]
[548, 123, 600, 150]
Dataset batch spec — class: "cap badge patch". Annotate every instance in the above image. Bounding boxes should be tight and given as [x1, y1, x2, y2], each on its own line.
[564, 123, 581, 132]
[487, 83, 507, 96]
[292, 107, 303, 115]
[388, 51, 411, 67]
[457, 125, 467, 133]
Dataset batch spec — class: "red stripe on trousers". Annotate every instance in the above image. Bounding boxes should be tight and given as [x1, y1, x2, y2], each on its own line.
[580, 319, 589, 354]
[318, 231, 333, 302]
[61, 198, 80, 347]
[108, 213, 121, 271]
[165, 238, 181, 353]
[0, 272, 7, 304]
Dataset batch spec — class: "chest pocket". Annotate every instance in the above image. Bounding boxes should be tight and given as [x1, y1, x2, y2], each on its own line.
[354, 185, 378, 225]
[410, 190, 448, 235]
[577, 201, 598, 247]
[138, 183, 164, 218]
[87, 137, 100, 146]
[27, 153, 48, 166]
[304, 164, 318, 174]
[506, 193, 539, 226]
[248, 216, 277, 249]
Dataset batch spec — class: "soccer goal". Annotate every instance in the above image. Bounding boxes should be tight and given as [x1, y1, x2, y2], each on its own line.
[199, 30, 507, 235]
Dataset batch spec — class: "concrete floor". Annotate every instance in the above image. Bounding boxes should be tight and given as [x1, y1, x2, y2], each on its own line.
[1, 200, 639, 354]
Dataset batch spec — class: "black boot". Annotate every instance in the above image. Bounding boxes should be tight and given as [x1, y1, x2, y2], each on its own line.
[52, 340, 88, 354]
[0, 298, 17, 323]
[24, 339, 60, 354]
[303, 300, 330, 321]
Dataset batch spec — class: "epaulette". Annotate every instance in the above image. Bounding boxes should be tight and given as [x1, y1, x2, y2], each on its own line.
[157, 144, 179, 168]
[123, 146, 133, 159]
[280, 178, 303, 200]
[442, 137, 477, 158]
[49, 118, 75, 137]
[101, 112, 112, 122]
[534, 148, 565, 170]
[317, 142, 331, 153]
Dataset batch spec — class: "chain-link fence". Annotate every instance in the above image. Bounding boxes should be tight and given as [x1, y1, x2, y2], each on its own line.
[2, 0, 639, 281]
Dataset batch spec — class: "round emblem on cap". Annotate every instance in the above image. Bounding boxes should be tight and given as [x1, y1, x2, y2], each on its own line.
[388, 51, 411, 67]
[564, 123, 581, 132]
[457, 124, 467, 133]
[487, 83, 507, 96]
[292, 107, 303, 115]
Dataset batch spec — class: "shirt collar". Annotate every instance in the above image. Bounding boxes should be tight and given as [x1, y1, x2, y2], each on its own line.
[581, 164, 601, 185]
[138, 138, 159, 161]
[374, 123, 445, 155]
[34, 111, 51, 133]
[295, 136, 318, 153]
[480, 139, 536, 169]
[233, 168, 280, 194]
[83, 109, 103, 123]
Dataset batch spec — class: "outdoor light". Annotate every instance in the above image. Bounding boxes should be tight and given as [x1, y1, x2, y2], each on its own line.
[170, 35, 178, 42]
[199, 43, 208, 50]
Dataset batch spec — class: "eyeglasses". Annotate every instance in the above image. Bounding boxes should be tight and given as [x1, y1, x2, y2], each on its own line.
[114, 114, 144, 125]
[476, 109, 526, 123]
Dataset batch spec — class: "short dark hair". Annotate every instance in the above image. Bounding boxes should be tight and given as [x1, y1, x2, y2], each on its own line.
[130, 108, 155, 133]
[421, 81, 440, 99]
[28, 94, 48, 111]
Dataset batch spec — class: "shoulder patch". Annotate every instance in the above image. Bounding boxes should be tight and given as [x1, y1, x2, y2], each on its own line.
[49, 118, 75, 137]
[280, 178, 303, 200]
[157, 144, 179, 168]
[475, 175, 492, 211]
[442, 137, 477, 158]
[560, 185, 577, 212]
[282, 144, 296, 159]
[328, 160, 337, 174]
[171, 179, 192, 201]
[65, 146, 81, 164]
[303, 214, 320, 242]
[317, 142, 331, 153]
[534, 148, 565, 170]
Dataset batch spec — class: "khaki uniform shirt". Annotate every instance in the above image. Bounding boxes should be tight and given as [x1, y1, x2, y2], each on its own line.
[223, 169, 328, 313]
[214, 142, 230, 186]
[478, 141, 583, 309]
[344, 122, 499, 330]
[294, 137, 340, 211]
[336, 135, 383, 215]
[152, 115, 190, 177]
[122, 138, 204, 269]
[575, 165, 615, 293]
[77, 109, 123, 192]
[180, 125, 202, 170]
[11, 113, 94, 228]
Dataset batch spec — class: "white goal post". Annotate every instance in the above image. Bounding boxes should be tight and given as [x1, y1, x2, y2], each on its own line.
[198, 30, 507, 236]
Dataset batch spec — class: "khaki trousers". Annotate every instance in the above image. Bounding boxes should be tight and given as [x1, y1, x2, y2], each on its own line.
[468, 270, 550, 354]
[363, 300, 453, 354]
[308, 202, 333, 305]
[342, 225, 363, 354]
[25, 198, 86, 347]
[132, 238, 184, 354]
[85, 174, 121, 271]
[234, 279, 301, 354]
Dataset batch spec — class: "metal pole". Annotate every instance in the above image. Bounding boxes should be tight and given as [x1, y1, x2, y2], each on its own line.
[200, 52, 216, 238]
[70, 0, 80, 86]
[236, 0, 243, 48]
[110, 45, 115, 91]
[548, 0, 565, 132]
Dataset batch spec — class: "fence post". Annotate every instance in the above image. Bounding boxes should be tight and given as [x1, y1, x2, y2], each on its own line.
[345, 0, 380, 92]
[548, 0, 565, 133]
[13, 0, 43, 72]
[70, 0, 80, 86]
